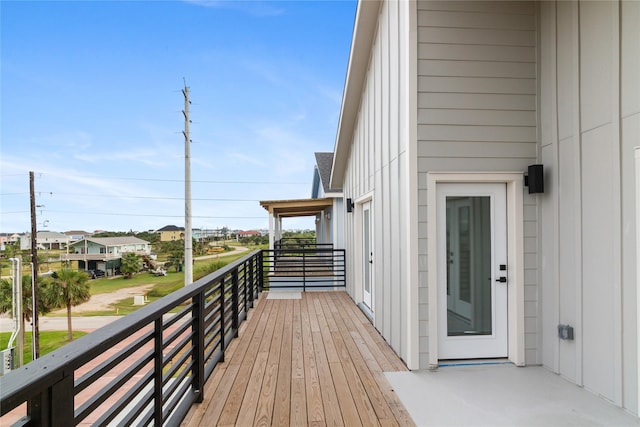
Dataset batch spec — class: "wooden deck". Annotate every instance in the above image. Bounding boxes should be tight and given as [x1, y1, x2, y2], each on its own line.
[182, 291, 415, 427]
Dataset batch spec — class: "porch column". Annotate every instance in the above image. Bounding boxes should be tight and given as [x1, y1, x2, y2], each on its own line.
[268, 212, 275, 250]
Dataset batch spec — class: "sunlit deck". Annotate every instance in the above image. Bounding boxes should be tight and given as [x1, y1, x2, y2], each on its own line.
[182, 291, 415, 427]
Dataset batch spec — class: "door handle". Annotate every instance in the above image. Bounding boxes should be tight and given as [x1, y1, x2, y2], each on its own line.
[495, 276, 507, 283]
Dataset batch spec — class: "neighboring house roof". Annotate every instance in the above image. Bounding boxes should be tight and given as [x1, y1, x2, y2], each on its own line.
[37, 231, 69, 240]
[64, 230, 92, 236]
[157, 225, 185, 232]
[314, 152, 342, 194]
[238, 230, 261, 236]
[69, 236, 150, 248]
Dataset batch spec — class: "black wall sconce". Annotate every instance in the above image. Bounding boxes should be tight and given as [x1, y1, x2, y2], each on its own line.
[525, 164, 544, 194]
[346, 198, 354, 213]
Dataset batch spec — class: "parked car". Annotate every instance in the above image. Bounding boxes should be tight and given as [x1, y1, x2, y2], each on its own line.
[87, 269, 106, 279]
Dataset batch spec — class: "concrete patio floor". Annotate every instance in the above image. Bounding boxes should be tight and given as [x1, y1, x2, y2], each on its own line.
[386, 363, 639, 426]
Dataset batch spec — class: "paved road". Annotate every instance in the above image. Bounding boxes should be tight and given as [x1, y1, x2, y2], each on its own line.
[0, 315, 123, 333]
[0, 246, 252, 334]
[194, 245, 250, 260]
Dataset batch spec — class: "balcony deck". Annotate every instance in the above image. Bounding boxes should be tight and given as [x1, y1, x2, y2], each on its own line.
[182, 290, 415, 427]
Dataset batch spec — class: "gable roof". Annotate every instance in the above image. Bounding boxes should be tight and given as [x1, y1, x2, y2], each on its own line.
[69, 236, 150, 247]
[37, 231, 69, 239]
[64, 230, 92, 236]
[157, 225, 184, 232]
[315, 152, 342, 193]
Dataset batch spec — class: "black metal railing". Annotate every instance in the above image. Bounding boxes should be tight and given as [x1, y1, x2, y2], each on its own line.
[274, 238, 333, 252]
[263, 247, 346, 290]
[0, 251, 263, 427]
[0, 245, 346, 426]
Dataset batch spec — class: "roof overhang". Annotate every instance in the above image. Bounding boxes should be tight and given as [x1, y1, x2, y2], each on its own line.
[330, 0, 382, 189]
[259, 198, 334, 218]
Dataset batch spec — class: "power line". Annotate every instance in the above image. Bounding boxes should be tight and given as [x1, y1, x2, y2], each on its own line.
[0, 211, 30, 215]
[22, 173, 308, 185]
[44, 210, 265, 219]
[7, 192, 261, 202]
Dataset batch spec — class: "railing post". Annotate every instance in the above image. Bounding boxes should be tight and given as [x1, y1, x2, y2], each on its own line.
[259, 251, 264, 293]
[192, 292, 205, 403]
[247, 258, 254, 308]
[28, 371, 74, 426]
[220, 277, 225, 362]
[302, 248, 306, 292]
[154, 318, 164, 423]
[243, 260, 248, 313]
[232, 269, 239, 338]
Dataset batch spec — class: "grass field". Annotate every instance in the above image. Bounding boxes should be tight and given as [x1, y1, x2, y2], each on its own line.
[69, 249, 258, 316]
[0, 331, 88, 365]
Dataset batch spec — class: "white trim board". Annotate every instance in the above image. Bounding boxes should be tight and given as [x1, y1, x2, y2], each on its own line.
[426, 172, 525, 368]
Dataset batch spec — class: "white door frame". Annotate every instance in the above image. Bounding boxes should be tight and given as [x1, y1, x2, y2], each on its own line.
[427, 172, 525, 367]
[437, 182, 508, 359]
[362, 200, 373, 311]
[352, 193, 374, 317]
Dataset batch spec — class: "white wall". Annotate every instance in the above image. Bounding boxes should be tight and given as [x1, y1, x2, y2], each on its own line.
[538, 0, 639, 414]
[342, 0, 417, 366]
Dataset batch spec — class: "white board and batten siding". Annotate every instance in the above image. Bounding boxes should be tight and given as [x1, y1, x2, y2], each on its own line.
[342, 0, 416, 365]
[416, 1, 539, 369]
[538, 0, 640, 414]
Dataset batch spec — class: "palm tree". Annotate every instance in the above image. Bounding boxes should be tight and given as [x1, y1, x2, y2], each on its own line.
[120, 252, 141, 279]
[41, 269, 91, 341]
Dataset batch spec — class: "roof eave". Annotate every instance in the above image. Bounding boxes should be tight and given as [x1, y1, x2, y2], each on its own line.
[330, 0, 382, 189]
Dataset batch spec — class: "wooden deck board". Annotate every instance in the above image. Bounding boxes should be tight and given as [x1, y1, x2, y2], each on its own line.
[183, 291, 415, 427]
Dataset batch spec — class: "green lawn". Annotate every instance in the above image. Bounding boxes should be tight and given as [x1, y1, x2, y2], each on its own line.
[0, 331, 87, 364]
[73, 251, 256, 316]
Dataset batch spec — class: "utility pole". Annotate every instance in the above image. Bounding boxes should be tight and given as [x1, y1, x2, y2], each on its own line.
[182, 83, 193, 286]
[29, 171, 40, 359]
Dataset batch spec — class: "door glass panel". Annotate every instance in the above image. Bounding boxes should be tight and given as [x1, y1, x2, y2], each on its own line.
[446, 196, 492, 336]
[363, 208, 370, 294]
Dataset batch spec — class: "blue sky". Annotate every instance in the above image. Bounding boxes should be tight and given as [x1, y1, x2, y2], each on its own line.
[0, 0, 356, 234]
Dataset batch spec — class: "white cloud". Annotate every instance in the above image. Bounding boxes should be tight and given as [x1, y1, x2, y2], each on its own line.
[182, 0, 285, 16]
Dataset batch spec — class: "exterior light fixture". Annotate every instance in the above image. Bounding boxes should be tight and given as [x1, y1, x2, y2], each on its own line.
[525, 164, 544, 194]
[346, 198, 354, 213]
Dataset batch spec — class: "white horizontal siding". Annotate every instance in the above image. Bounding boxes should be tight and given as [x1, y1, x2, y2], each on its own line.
[419, 44, 535, 62]
[416, 0, 537, 369]
[418, 26, 535, 46]
[419, 60, 536, 78]
[419, 76, 536, 94]
[419, 109, 536, 126]
[418, 10, 535, 30]
[418, 1, 535, 15]
[419, 92, 536, 110]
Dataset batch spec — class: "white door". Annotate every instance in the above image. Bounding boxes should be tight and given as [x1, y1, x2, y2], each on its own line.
[362, 201, 373, 310]
[437, 183, 508, 359]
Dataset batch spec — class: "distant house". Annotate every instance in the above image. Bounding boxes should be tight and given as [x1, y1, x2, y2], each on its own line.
[311, 152, 344, 248]
[236, 230, 261, 239]
[62, 236, 151, 274]
[157, 225, 185, 242]
[0, 233, 20, 251]
[19, 231, 70, 250]
[260, 152, 344, 249]
[64, 230, 92, 242]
